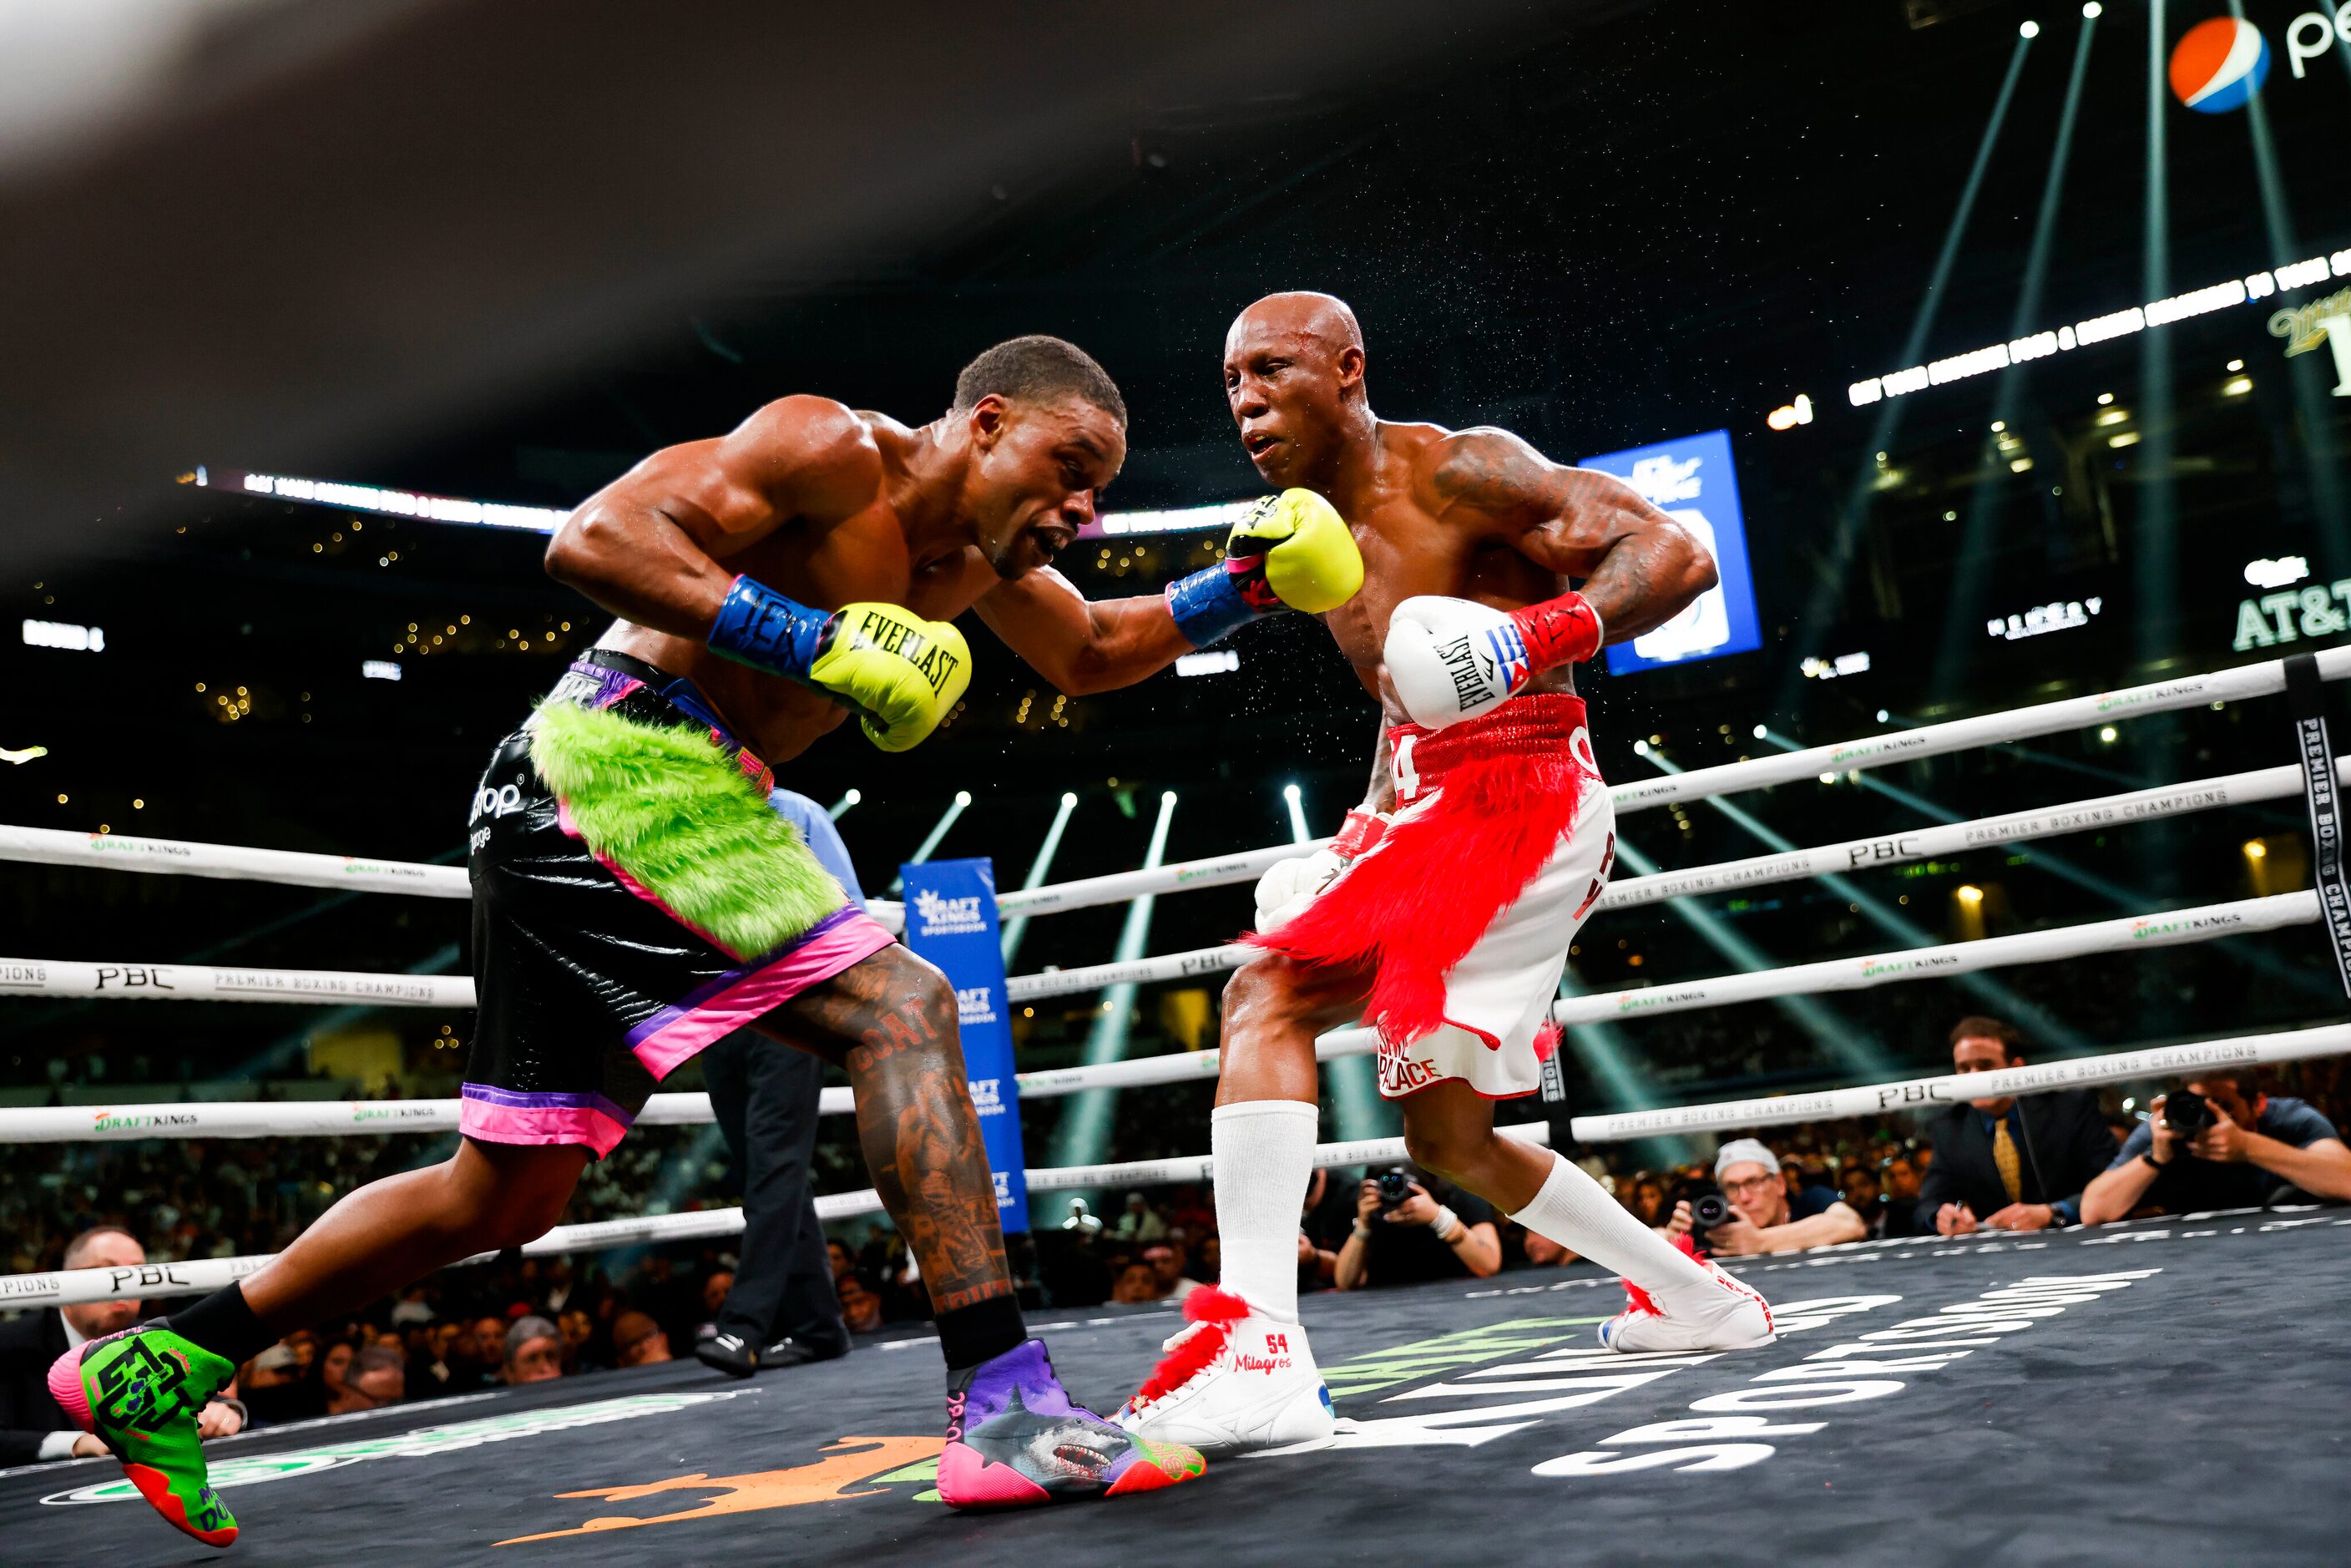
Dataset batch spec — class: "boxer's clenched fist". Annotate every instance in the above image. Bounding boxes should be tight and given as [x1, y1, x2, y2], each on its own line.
[708, 575, 971, 751]
[1252, 809, 1388, 932]
[1165, 488, 1363, 647]
[1384, 591, 1602, 731]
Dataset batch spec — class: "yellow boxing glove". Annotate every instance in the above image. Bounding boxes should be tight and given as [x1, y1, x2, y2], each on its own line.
[811, 604, 973, 752]
[1164, 488, 1363, 645]
[708, 576, 970, 751]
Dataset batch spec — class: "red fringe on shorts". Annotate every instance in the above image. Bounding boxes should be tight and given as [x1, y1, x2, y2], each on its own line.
[1245, 694, 1588, 1050]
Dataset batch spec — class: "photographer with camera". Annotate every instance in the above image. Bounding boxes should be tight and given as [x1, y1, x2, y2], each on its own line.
[1333, 1165, 1501, 1289]
[1664, 1140, 1866, 1257]
[2079, 1070, 2351, 1224]
[1916, 1017, 2112, 1236]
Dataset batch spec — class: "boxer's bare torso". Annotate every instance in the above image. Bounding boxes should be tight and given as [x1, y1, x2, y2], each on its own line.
[1221, 290, 1714, 803]
[1309, 420, 1653, 720]
[551, 392, 1183, 762]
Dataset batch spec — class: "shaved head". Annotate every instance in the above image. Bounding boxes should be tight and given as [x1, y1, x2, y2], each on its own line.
[1227, 291, 1364, 359]
[1224, 291, 1373, 488]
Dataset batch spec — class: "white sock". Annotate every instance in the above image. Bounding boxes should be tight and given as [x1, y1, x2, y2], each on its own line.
[1210, 1100, 1319, 1323]
[1509, 1151, 1715, 1302]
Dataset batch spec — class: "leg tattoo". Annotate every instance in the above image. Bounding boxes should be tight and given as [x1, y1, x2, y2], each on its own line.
[773, 949, 1012, 1314]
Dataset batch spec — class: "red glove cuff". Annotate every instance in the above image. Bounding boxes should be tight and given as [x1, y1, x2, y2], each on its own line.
[1509, 590, 1604, 674]
[1331, 809, 1388, 861]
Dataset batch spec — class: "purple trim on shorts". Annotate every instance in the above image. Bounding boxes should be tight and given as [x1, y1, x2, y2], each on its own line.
[459, 1083, 634, 1159]
[626, 909, 898, 1078]
[564, 657, 647, 712]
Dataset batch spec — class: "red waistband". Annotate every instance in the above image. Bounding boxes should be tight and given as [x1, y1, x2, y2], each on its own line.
[1389, 692, 1589, 776]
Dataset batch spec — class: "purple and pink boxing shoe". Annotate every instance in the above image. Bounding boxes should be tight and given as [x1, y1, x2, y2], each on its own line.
[938, 1339, 1205, 1508]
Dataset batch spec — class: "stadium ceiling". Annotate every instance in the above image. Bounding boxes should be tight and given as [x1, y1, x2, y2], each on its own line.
[0, 0, 1593, 577]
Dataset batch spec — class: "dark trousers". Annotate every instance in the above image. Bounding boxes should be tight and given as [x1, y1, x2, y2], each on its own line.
[700, 1032, 848, 1353]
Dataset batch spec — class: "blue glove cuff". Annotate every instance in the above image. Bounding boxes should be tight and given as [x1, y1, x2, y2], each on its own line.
[708, 574, 835, 680]
[1165, 564, 1261, 649]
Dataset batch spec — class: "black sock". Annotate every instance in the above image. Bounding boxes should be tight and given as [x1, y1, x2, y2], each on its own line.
[935, 1292, 1026, 1373]
[165, 1282, 276, 1368]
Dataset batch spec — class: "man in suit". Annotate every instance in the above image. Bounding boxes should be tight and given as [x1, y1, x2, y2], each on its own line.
[694, 788, 855, 1378]
[1917, 1016, 2112, 1234]
[2, 1227, 245, 1463]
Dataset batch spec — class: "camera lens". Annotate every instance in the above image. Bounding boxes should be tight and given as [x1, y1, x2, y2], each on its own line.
[2164, 1091, 2212, 1137]
[1692, 1193, 1731, 1230]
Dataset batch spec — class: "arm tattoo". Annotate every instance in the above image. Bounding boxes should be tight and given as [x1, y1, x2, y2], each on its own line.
[1433, 430, 1712, 644]
[773, 948, 1012, 1314]
[1575, 534, 1669, 639]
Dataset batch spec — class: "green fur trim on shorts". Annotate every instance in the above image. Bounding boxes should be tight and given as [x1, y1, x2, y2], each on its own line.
[527, 700, 845, 959]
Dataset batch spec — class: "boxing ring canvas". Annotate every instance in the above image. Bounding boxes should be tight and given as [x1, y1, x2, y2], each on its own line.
[9, 1215, 2346, 1565]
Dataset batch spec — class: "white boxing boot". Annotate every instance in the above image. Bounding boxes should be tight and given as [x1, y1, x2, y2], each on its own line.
[1116, 1287, 1334, 1458]
[1599, 1256, 1777, 1353]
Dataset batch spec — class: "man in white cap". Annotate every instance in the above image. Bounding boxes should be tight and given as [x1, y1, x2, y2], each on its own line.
[1664, 1139, 1867, 1257]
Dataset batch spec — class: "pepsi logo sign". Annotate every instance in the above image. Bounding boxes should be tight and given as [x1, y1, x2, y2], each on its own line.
[2171, 16, 2271, 113]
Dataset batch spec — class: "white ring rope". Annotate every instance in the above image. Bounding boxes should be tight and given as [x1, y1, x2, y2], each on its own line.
[0, 824, 473, 898]
[0, 959, 473, 1007]
[0, 888, 2318, 1142]
[1568, 1022, 2351, 1141]
[5, 651, 2345, 1306]
[3, 649, 2340, 914]
[7, 1019, 2342, 1308]
[14, 754, 2334, 1011]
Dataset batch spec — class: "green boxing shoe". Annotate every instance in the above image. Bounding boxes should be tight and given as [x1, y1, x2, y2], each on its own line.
[49, 1321, 240, 1547]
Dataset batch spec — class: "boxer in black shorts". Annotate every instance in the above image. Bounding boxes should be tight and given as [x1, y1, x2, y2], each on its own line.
[460, 650, 899, 1156]
[59, 334, 1365, 1544]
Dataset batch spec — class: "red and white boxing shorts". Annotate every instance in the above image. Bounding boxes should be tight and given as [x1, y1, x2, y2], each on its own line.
[1248, 691, 1614, 1101]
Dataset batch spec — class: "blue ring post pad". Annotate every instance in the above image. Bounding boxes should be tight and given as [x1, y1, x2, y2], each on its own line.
[707, 574, 837, 680]
[1165, 563, 1263, 649]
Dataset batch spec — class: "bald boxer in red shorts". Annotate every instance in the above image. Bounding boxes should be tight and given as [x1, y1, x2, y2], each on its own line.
[1117, 294, 1774, 1459]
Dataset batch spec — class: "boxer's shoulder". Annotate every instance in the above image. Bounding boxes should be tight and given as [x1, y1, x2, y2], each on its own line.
[726, 395, 892, 512]
[1418, 423, 1559, 516]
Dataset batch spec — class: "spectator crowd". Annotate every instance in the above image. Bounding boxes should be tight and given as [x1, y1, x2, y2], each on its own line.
[8, 1015, 2351, 1468]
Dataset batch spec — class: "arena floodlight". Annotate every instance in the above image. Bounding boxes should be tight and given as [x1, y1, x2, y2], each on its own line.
[1283, 782, 1311, 844]
[1780, 28, 2032, 717]
[2082, 1, 2101, 14]
[2020, 19, 2040, 38]
[1049, 790, 1180, 1176]
[1934, 5, 2098, 692]
[827, 788, 862, 820]
[2231, 0, 2351, 571]
[887, 791, 973, 893]
[1610, 832, 1891, 1080]
[1001, 789, 1082, 965]
[1646, 746, 2087, 1060]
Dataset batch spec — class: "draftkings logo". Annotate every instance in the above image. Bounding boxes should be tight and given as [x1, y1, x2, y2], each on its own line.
[912, 889, 988, 937]
[954, 985, 998, 1025]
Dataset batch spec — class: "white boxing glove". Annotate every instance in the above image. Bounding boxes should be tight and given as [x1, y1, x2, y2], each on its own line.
[1251, 810, 1390, 933]
[1383, 591, 1602, 731]
[1254, 848, 1346, 933]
